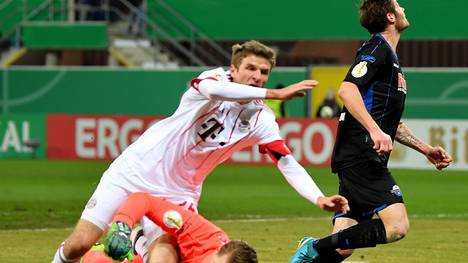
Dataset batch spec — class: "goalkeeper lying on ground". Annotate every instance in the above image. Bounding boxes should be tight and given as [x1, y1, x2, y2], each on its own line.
[104, 192, 258, 263]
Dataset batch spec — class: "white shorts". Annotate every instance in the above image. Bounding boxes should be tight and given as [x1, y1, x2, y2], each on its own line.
[80, 159, 198, 243]
[81, 161, 134, 231]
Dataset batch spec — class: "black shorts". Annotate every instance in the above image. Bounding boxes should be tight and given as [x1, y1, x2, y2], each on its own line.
[333, 161, 404, 223]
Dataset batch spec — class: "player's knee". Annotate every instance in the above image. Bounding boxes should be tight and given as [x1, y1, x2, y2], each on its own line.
[389, 230, 407, 242]
[147, 236, 179, 263]
[387, 222, 409, 242]
[337, 248, 354, 258]
[65, 226, 102, 257]
[67, 230, 96, 249]
[148, 246, 178, 263]
[64, 238, 94, 259]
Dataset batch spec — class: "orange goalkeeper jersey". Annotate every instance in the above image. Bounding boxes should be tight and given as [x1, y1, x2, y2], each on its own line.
[113, 192, 229, 263]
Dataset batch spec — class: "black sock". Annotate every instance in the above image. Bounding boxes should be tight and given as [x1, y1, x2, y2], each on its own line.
[314, 218, 387, 251]
[315, 249, 346, 263]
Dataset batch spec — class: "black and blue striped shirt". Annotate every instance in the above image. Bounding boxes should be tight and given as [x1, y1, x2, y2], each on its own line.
[332, 34, 407, 172]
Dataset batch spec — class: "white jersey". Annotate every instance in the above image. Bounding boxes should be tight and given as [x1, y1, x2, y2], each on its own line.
[82, 67, 324, 232]
[115, 67, 281, 204]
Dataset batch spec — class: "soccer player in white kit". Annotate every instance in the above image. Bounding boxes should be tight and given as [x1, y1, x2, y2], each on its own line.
[53, 40, 349, 263]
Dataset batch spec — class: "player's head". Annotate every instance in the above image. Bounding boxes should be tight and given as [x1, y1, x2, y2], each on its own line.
[209, 240, 258, 263]
[359, 0, 409, 34]
[230, 40, 276, 88]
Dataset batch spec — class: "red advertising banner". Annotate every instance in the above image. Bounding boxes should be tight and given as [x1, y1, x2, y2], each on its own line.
[47, 114, 338, 166]
[47, 114, 162, 159]
[228, 118, 338, 166]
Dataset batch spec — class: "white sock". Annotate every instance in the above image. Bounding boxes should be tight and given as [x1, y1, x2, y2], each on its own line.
[134, 232, 149, 262]
[52, 242, 80, 263]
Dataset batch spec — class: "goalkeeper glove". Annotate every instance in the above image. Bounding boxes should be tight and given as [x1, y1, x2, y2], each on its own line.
[104, 221, 134, 261]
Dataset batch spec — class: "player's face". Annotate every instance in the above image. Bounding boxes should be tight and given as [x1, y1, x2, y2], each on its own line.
[393, 0, 410, 32]
[230, 54, 271, 88]
[207, 252, 231, 263]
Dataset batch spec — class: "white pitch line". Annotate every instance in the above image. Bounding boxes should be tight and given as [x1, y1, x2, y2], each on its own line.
[215, 212, 468, 223]
[215, 216, 331, 223]
[1, 213, 467, 232]
[0, 227, 73, 233]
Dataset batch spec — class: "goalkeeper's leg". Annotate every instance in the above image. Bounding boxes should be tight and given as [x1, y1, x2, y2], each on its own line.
[53, 219, 104, 263]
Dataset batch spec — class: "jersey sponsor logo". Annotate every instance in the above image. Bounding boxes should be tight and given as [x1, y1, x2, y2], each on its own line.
[393, 63, 400, 68]
[351, 61, 368, 78]
[163, 210, 184, 229]
[361, 55, 376, 63]
[197, 116, 226, 145]
[390, 185, 403, 197]
[397, 73, 407, 94]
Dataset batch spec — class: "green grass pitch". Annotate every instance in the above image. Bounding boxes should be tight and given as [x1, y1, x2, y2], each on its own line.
[0, 160, 467, 262]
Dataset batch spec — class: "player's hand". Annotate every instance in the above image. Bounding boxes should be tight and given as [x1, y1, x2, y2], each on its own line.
[426, 146, 453, 170]
[266, 80, 318, 100]
[369, 128, 393, 155]
[316, 195, 350, 213]
[104, 222, 134, 262]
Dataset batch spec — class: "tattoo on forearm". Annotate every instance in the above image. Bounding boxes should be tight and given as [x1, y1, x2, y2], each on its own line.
[395, 122, 426, 154]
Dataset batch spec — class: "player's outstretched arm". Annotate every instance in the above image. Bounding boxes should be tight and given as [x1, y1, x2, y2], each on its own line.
[197, 79, 318, 102]
[277, 155, 349, 213]
[265, 80, 319, 100]
[198, 79, 267, 101]
[339, 81, 392, 155]
[259, 140, 349, 211]
[395, 122, 453, 170]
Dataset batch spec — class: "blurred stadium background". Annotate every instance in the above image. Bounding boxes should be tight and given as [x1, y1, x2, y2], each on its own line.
[1, 0, 467, 262]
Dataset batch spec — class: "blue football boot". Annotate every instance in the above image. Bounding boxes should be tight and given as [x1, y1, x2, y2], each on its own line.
[289, 237, 319, 263]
